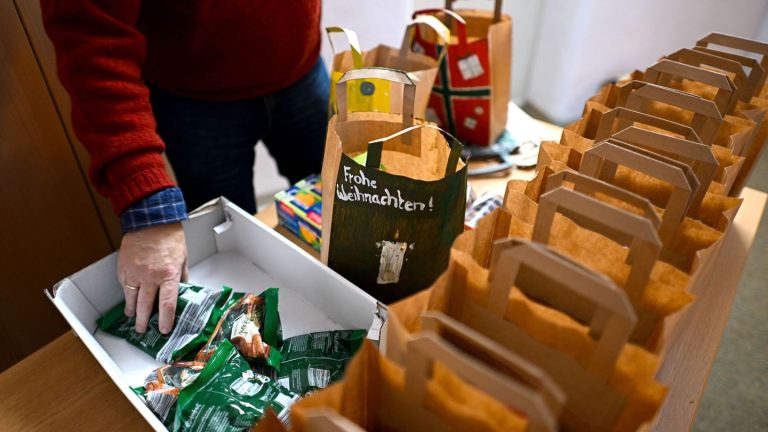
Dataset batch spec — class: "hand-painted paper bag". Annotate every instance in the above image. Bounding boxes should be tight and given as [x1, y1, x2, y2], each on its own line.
[321, 68, 468, 303]
[413, 1, 512, 146]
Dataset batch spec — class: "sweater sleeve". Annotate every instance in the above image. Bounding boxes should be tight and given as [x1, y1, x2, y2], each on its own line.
[41, 0, 175, 214]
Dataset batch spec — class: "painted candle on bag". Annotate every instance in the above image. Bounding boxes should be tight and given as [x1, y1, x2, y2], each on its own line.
[327, 154, 465, 303]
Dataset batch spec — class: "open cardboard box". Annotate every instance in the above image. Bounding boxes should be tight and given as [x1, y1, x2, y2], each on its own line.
[46, 198, 382, 431]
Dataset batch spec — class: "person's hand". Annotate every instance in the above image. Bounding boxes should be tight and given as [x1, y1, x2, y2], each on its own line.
[117, 222, 188, 334]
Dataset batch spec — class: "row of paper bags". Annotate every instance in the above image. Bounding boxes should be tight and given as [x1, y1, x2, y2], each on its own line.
[278, 25, 768, 432]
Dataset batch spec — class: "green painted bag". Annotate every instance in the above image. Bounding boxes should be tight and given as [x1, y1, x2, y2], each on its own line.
[321, 68, 468, 304]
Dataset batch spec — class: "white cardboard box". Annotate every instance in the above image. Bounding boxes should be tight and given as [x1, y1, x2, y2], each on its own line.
[47, 198, 381, 431]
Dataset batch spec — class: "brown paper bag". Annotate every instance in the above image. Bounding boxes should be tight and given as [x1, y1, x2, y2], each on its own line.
[593, 80, 752, 194]
[383, 310, 565, 432]
[289, 326, 542, 432]
[541, 100, 742, 195]
[321, 68, 468, 303]
[411, 1, 512, 146]
[326, 17, 449, 118]
[695, 33, 768, 100]
[536, 106, 742, 251]
[677, 35, 768, 194]
[637, 57, 764, 168]
[390, 238, 667, 431]
[497, 169, 695, 345]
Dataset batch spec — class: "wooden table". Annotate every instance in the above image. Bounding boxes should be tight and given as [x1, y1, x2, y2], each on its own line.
[1, 105, 763, 430]
[1, 183, 763, 431]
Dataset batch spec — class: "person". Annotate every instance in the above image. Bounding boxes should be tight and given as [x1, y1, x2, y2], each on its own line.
[42, 1, 329, 335]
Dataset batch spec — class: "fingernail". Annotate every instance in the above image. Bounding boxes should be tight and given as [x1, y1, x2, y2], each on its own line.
[135, 325, 146, 334]
[160, 326, 171, 334]
[124, 308, 135, 317]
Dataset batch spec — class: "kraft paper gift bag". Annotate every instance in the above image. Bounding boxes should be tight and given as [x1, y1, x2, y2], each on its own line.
[321, 68, 468, 303]
[536, 107, 742, 257]
[390, 238, 668, 432]
[447, 168, 692, 347]
[635, 58, 764, 166]
[537, 100, 741, 194]
[285, 319, 547, 432]
[667, 37, 768, 194]
[412, 1, 512, 146]
[586, 80, 749, 195]
[326, 16, 450, 118]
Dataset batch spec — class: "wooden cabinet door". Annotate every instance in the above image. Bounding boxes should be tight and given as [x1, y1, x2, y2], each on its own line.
[0, 0, 114, 371]
[14, 0, 124, 248]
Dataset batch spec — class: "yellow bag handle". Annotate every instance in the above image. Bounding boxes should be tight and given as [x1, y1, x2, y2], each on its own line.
[326, 26, 363, 69]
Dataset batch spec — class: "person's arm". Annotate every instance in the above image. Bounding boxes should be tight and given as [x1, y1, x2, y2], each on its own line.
[42, 0, 186, 334]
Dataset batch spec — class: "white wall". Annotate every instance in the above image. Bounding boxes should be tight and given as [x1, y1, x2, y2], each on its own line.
[413, 0, 542, 104]
[320, 0, 414, 66]
[526, 0, 768, 124]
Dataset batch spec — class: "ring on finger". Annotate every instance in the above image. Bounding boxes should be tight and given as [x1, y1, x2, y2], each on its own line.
[125, 283, 139, 291]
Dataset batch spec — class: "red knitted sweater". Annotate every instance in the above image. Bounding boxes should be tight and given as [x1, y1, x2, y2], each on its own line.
[41, 0, 321, 214]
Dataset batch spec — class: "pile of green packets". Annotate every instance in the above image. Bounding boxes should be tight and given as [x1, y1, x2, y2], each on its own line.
[97, 283, 366, 432]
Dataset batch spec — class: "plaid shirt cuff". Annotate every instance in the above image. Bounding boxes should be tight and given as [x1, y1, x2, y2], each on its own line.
[120, 187, 188, 233]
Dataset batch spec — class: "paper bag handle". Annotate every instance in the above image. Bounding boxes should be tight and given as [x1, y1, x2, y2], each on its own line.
[642, 59, 737, 114]
[486, 239, 636, 379]
[693, 46, 766, 100]
[666, 48, 749, 103]
[696, 32, 768, 92]
[365, 124, 464, 178]
[401, 15, 452, 62]
[336, 68, 416, 125]
[579, 140, 699, 245]
[593, 106, 702, 143]
[326, 27, 363, 69]
[542, 170, 661, 230]
[444, 0, 503, 23]
[404, 332, 559, 431]
[609, 126, 717, 215]
[419, 311, 564, 431]
[300, 409, 365, 432]
[616, 81, 723, 145]
[413, 8, 468, 53]
[532, 186, 661, 305]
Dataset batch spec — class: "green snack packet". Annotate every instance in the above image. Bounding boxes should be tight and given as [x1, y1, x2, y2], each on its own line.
[195, 288, 282, 377]
[175, 339, 299, 432]
[135, 360, 207, 426]
[97, 283, 232, 363]
[277, 329, 366, 394]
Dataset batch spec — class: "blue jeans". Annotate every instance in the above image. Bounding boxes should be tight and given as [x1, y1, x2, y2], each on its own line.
[149, 58, 330, 214]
